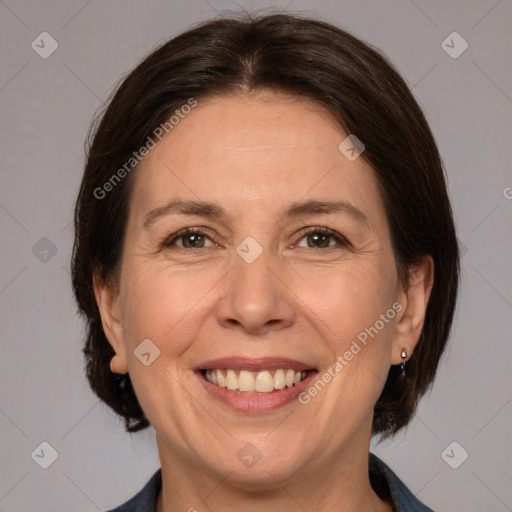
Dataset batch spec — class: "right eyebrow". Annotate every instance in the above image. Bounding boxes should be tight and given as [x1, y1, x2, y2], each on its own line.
[143, 199, 227, 229]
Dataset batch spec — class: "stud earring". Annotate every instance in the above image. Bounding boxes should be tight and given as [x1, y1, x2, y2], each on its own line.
[400, 348, 408, 377]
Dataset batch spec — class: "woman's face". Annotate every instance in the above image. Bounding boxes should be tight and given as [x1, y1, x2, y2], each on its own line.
[97, 92, 423, 487]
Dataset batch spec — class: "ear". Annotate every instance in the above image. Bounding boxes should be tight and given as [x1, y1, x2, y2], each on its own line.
[391, 255, 434, 364]
[93, 270, 129, 375]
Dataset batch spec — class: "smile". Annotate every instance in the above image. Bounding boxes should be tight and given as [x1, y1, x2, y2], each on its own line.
[202, 368, 310, 394]
[196, 357, 318, 413]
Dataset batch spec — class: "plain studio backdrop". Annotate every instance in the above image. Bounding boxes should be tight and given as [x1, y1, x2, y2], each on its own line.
[0, 1, 511, 511]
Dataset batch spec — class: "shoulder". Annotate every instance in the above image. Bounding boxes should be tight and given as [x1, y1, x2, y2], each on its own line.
[105, 469, 162, 512]
[369, 453, 435, 512]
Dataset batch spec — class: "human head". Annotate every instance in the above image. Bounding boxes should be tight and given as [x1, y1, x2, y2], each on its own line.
[72, 13, 459, 441]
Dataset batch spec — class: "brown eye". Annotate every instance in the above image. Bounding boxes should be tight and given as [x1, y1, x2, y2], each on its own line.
[164, 228, 217, 249]
[296, 228, 349, 249]
[307, 232, 332, 248]
[180, 233, 206, 248]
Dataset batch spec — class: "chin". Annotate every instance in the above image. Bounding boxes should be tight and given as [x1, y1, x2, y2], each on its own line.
[201, 439, 307, 491]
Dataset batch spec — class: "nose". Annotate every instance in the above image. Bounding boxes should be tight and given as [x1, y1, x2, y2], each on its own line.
[215, 252, 296, 335]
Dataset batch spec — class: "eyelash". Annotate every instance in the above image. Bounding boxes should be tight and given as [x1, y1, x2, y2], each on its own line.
[163, 226, 351, 250]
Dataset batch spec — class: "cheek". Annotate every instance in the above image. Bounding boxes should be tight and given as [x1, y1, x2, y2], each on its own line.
[117, 264, 221, 424]
[119, 260, 222, 347]
[302, 266, 397, 400]
[297, 258, 397, 337]
[291, 255, 398, 401]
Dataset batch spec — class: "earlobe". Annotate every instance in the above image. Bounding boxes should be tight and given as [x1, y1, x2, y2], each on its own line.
[109, 353, 127, 374]
[93, 271, 129, 375]
[391, 255, 434, 364]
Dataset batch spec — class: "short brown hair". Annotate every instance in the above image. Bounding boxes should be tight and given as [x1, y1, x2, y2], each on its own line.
[72, 13, 460, 437]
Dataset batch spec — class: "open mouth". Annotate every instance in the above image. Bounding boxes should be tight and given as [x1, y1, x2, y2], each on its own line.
[199, 368, 314, 395]
[195, 357, 319, 412]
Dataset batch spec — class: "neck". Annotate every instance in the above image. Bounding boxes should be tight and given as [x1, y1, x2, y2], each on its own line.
[155, 436, 392, 512]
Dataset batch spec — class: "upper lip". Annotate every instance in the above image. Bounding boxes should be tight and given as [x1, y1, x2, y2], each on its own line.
[197, 357, 316, 372]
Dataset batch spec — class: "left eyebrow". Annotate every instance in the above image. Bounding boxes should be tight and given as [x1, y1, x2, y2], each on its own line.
[282, 200, 370, 228]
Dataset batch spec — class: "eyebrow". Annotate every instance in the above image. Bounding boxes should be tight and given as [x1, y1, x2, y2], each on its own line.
[143, 199, 226, 229]
[143, 198, 370, 229]
[285, 199, 370, 227]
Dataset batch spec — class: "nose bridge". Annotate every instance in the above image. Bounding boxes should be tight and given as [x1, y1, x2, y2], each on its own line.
[216, 243, 295, 333]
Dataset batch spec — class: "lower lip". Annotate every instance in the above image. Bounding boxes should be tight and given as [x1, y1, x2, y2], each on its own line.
[196, 370, 318, 413]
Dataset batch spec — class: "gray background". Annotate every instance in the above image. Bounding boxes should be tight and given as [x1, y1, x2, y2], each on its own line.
[0, 0, 511, 510]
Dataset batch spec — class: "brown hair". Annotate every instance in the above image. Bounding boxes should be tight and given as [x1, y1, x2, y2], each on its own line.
[72, 13, 460, 437]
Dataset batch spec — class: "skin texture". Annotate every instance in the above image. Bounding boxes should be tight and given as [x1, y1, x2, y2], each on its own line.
[94, 91, 433, 511]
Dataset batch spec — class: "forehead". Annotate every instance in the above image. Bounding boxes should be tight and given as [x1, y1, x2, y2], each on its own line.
[130, 92, 385, 225]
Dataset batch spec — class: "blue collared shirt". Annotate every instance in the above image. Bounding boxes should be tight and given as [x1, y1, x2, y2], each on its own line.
[106, 453, 434, 511]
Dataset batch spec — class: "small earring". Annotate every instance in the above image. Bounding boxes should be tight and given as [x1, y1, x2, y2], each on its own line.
[400, 348, 408, 377]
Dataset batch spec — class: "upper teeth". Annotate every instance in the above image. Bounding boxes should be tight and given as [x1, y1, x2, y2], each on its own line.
[204, 369, 307, 393]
